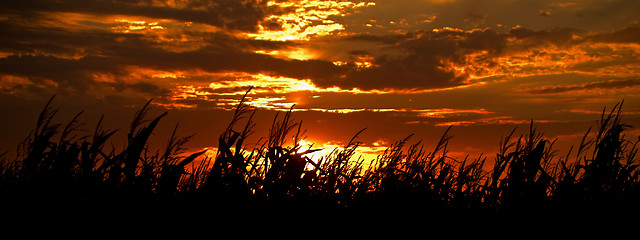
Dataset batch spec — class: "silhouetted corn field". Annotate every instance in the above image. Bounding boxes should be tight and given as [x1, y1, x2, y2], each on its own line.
[2, 90, 639, 221]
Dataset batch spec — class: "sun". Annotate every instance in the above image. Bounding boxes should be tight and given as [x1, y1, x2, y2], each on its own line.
[296, 139, 337, 165]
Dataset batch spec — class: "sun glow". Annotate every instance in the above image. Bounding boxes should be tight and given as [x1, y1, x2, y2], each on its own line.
[296, 139, 386, 168]
[254, 48, 318, 60]
[112, 18, 167, 33]
[163, 69, 500, 110]
[207, 73, 318, 94]
[297, 139, 332, 164]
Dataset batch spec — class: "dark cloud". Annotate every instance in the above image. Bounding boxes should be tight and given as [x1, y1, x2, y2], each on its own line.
[461, 29, 507, 54]
[108, 44, 345, 81]
[0, 55, 117, 91]
[119, 81, 170, 95]
[522, 79, 640, 94]
[587, 26, 640, 44]
[345, 32, 416, 45]
[0, 53, 175, 97]
[311, 28, 508, 90]
[0, 18, 125, 57]
[0, 6, 340, 96]
[2, 0, 639, 96]
[0, 10, 292, 58]
[570, 57, 640, 74]
[0, 0, 268, 32]
[508, 28, 584, 48]
[0, 44, 347, 96]
[314, 26, 640, 91]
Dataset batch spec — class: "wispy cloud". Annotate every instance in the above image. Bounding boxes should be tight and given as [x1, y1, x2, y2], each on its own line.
[521, 78, 640, 95]
[434, 116, 564, 127]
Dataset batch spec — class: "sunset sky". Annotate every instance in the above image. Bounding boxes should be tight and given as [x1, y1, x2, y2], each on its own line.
[1, 0, 640, 161]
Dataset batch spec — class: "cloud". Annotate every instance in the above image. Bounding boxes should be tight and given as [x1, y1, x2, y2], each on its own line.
[0, 7, 345, 97]
[0, 55, 117, 92]
[587, 27, 640, 44]
[2, 0, 640, 99]
[538, 9, 552, 17]
[521, 78, 640, 94]
[508, 27, 584, 49]
[0, 0, 268, 32]
[310, 28, 508, 90]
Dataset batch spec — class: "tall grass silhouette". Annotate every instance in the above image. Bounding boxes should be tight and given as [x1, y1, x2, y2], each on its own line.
[1, 90, 639, 220]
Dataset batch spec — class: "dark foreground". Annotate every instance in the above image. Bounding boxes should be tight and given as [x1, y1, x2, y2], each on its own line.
[2, 95, 639, 227]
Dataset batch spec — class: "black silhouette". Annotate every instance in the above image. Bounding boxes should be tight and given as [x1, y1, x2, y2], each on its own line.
[1, 90, 639, 225]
